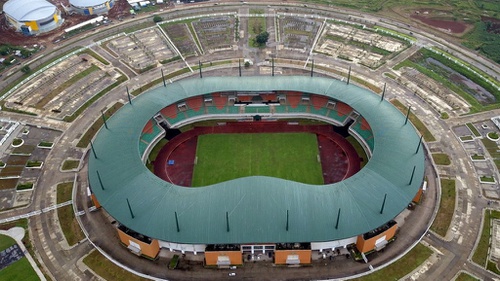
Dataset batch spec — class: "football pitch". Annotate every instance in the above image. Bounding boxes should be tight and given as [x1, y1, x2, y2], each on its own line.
[191, 133, 324, 186]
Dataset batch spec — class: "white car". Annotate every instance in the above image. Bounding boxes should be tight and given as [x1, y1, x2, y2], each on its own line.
[229, 272, 236, 276]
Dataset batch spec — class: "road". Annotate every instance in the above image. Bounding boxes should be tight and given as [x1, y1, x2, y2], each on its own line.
[0, 2, 499, 281]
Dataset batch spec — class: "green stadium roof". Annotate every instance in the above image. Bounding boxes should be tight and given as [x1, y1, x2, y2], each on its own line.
[88, 76, 425, 244]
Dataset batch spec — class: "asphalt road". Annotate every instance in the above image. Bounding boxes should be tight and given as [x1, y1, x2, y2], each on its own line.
[0, 2, 499, 281]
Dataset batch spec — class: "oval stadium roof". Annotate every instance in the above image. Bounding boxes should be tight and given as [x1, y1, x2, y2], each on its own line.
[3, 0, 56, 21]
[88, 76, 425, 244]
[69, 0, 109, 8]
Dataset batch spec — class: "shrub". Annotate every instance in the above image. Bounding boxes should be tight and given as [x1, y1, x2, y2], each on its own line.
[12, 138, 22, 146]
[153, 16, 162, 23]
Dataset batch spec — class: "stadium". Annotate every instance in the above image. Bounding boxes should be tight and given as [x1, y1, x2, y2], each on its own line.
[88, 75, 425, 266]
[3, 0, 63, 35]
[69, 0, 115, 15]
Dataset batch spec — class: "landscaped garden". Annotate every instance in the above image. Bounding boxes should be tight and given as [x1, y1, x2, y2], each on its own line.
[83, 250, 149, 281]
[430, 179, 456, 237]
[57, 182, 85, 246]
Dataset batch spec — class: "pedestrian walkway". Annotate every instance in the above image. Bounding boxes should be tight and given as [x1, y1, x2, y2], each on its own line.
[0, 200, 72, 224]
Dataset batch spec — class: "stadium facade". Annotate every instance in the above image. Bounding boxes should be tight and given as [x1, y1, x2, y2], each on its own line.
[3, 0, 63, 35]
[88, 76, 425, 266]
[69, 0, 114, 15]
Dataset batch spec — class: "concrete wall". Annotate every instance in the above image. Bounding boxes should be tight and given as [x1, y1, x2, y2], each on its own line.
[412, 188, 423, 203]
[205, 251, 243, 266]
[117, 228, 160, 259]
[356, 223, 397, 253]
[90, 194, 101, 208]
[274, 250, 311, 265]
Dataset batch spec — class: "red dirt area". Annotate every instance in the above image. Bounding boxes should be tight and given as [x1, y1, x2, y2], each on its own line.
[107, 0, 133, 20]
[410, 14, 468, 34]
[154, 121, 361, 187]
[482, 16, 500, 34]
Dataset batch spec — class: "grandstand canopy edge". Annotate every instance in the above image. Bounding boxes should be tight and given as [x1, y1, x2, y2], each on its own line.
[88, 76, 425, 244]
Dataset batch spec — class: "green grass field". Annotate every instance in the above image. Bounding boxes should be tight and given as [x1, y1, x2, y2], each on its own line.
[0, 234, 39, 281]
[0, 257, 39, 281]
[0, 234, 16, 252]
[352, 243, 432, 281]
[191, 133, 323, 186]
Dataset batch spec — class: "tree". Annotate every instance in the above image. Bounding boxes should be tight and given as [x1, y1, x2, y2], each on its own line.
[255, 31, 269, 47]
[20, 49, 32, 58]
[21, 65, 31, 74]
[153, 15, 163, 23]
[0, 45, 11, 56]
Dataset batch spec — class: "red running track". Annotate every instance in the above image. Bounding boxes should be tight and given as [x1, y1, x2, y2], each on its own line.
[153, 121, 361, 186]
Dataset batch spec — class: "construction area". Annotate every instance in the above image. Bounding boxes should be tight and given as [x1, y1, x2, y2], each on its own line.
[315, 21, 408, 68]
[3, 53, 122, 119]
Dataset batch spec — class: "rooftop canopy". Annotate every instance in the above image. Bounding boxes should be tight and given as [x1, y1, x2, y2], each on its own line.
[3, 0, 56, 21]
[69, 0, 110, 8]
[88, 76, 425, 244]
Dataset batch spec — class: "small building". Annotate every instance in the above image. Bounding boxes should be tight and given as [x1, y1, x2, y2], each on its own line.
[3, 0, 63, 35]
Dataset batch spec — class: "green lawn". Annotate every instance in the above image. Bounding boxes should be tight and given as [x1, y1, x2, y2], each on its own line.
[56, 182, 85, 246]
[0, 257, 39, 281]
[472, 210, 500, 266]
[432, 153, 451, 165]
[0, 234, 39, 281]
[0, 234, 16, 252]
[481, 139, 500, 170]
[430, 179, 456, 237]
[191, 133, 323, 186]
[61, 159, 80, 171]
[83, 250, 149, 281]
[466, 123, 481, 137]
[456, 272, 480, 281]
[352, 243, 432, 281]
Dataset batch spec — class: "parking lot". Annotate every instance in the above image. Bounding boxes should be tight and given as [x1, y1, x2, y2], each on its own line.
[452, 120, 500, 199]
[0, 125, 61, 210]
[108, 28, 177, 70]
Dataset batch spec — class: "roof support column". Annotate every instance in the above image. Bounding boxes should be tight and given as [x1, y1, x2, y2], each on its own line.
[380, 194, 387, 214]
[409, 166, 416, 185]
[415, 135, 423, 154]
[286, 210, 289, 231]
[346, 66, 351, 85]
[161, 69, 166, 87]
[404, 106, 411, 125]
[96, 170, 104, 191]
[381, 83, 386, 101]
[126, 86, 132, 105]
[335, 208, 341, 229]
[310, 59, 314, 77]
[175, 212, 180, 232]
[101, 110, 108, 129]
[90, 140, 98, 159]
[126, 198, 135, 219]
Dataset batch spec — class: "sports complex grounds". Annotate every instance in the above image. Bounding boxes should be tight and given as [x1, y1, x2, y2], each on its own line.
[87, 75, 426, 277]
